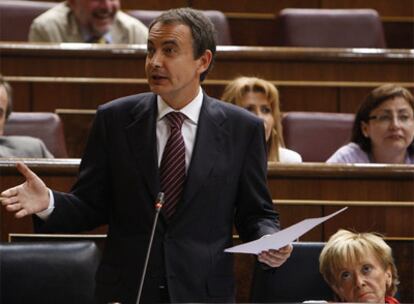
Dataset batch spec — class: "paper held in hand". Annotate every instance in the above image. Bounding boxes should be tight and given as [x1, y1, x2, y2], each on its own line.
[225, 207, 348, 255]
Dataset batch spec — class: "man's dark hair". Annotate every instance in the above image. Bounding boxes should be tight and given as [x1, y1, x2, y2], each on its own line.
[149, 7, 217, 81]
[0, 74, 13, 119]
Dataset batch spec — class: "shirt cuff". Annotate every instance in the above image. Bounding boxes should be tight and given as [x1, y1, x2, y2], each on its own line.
[36, 189, 55, 220]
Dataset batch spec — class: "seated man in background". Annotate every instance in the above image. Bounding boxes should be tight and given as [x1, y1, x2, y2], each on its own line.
[0, 75, 53, 158]
[29, 0, 148, 43]
[327, 84, 414, 164]
[319, 229, 400, 303]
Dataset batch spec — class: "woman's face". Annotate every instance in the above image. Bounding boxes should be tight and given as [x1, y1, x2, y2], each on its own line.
[240, 91, 274, 141]
[332, 252, 392, 303]
[361, 97, 414, 160]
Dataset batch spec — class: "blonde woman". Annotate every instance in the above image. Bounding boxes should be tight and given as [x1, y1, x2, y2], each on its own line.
[319, 229, 400, 303]
[222, 77, 301, 162]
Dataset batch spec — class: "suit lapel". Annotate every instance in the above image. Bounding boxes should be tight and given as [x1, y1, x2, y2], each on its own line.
[125, 94, 159, 198]
[172, 96, 228, 221]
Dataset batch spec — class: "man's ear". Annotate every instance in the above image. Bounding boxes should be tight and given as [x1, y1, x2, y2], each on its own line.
[196, 49, 213, 76]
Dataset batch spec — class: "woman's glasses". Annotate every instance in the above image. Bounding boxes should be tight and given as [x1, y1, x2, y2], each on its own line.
[368, 113, 414, 125]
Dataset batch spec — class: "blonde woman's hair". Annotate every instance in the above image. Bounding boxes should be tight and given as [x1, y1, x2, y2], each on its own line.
[319, 229, 399, 298]
[221, 77, 284, 161]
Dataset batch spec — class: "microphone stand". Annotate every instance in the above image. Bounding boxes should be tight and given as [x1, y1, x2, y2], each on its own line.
[136, 192, 165, 304]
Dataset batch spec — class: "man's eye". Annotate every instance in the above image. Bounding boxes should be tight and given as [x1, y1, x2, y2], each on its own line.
[164, 48, 175, 54]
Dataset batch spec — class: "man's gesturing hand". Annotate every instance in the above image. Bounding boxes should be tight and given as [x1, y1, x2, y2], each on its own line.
[0, 161, 50, 218]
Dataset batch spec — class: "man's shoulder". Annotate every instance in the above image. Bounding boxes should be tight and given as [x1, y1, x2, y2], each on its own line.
[98, 92, 155, 112]
[114, 11, 148, 38]
[32, 2, 69, 24]
[204, 95, 262, 126]
[1, 135, 43, 145]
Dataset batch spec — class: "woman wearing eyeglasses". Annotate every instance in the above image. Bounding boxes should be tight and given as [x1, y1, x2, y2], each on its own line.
[327, 84, 414, 163]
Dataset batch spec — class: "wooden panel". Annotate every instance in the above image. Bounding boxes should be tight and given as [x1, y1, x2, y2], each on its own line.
[2, 161, 412, 241]
[56, 109, 96, 158]
[192, 0, 318, 14]
[1, 43, 413, 83]
[227, 17, 277, 46]
[383, 20, 414, 49]
[388, 239, 414, 303]
[8, 76, 414, 113]
[267, 163, 414, 239]
[8, 82, 31, 111]
[121, 0, 187, 10]
[320, 0, 414, 17]
[1, 160, 413, 303]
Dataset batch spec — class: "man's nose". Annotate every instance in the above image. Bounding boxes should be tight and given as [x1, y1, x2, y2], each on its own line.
[149, 52, 162, 68]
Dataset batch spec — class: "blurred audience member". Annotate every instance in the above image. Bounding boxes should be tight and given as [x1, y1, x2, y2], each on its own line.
[327, 84, 414, 163]
[319, 229, 400, 303]
[29, 0, 148, 43]
[221, 77, 302, 162]
[0, 75, 53, 158]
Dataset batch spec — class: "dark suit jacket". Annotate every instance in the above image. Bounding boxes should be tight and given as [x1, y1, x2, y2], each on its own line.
[36, 92, 280, 303]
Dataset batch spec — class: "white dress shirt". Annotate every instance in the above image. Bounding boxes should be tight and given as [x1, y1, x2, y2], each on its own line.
[37, 88, 204, 219]
[156, 87, 203, 170]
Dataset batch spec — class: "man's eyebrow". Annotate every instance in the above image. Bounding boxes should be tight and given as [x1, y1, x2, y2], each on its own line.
[161, 39, 179, 47]
[147, 39, 179, 47]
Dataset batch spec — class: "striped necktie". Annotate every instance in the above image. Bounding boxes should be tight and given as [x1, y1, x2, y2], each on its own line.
[160, 112, 187, 219]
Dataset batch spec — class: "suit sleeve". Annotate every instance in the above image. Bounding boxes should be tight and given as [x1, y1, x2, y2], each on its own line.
[234, 121, 280, 242]
[35, 108, 110, 233]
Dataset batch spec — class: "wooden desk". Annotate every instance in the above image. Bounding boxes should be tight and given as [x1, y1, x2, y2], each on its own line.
[6, 75, 414, 114]
[1, 43, 413, 82]
[1, 160, 413, 302]
[1, 160, 412, 241]
[102, 0, 414, 48]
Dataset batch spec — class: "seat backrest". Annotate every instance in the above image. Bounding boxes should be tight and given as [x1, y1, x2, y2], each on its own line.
[127, 9, 232, 45]
[250, 242, 333, 302]
[4, 112, 69, 158]
[282, 111, 354, 162]
[0, 0, 56, 41]
[276, 8, 386, 48]
[0, 241, 101, 304]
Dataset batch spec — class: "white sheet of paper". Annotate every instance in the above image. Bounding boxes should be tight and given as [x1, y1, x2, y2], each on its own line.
[225, 207, 347, 254]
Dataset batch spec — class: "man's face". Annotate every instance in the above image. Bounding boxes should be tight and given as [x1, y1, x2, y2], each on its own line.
[69, 0, 120, 36]
[0, 85, 8, 136]
[145, 22, 212, 108]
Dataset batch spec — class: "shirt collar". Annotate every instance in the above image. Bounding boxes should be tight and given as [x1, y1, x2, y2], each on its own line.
[157, 87, 203, 125]
[81, 28, 113, 43]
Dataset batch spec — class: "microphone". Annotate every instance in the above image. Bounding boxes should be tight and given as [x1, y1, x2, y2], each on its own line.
[136, 192, 165, 304]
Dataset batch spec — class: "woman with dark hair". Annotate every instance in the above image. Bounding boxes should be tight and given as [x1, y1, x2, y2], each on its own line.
[327, 84, 414, 163]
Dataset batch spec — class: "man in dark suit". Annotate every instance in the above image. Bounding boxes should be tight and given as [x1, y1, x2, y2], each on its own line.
[1, 8, 292, 303]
